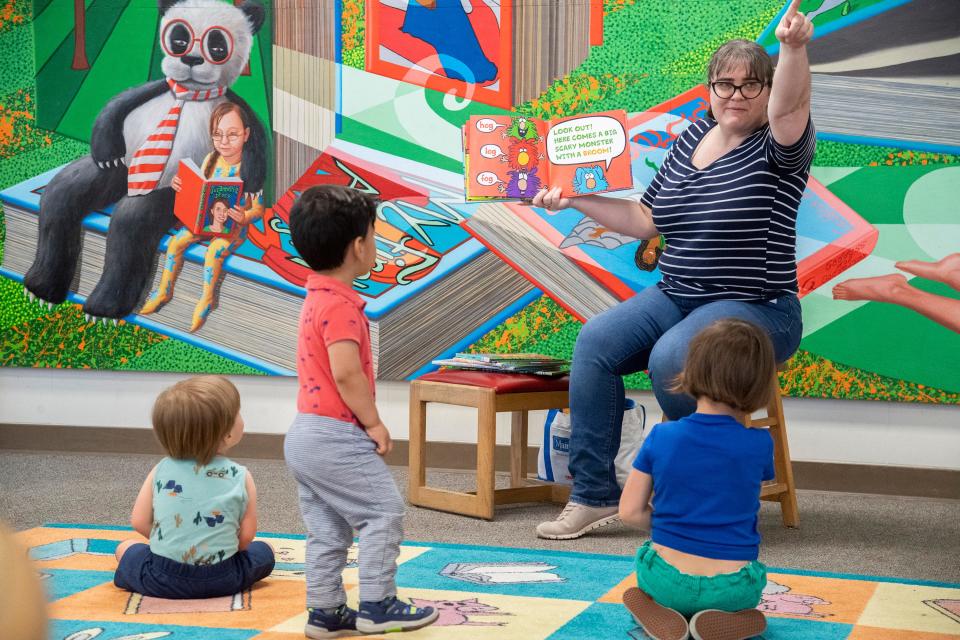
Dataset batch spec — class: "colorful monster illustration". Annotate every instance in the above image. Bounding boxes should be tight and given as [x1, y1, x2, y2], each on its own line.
[408, 597, 511, 626]
[758, 580, 831, 617]
[572, 165, 609, 194]
[505, 138, 541, 172]
[504, 115, 540, 142]
[501, 168, 542, 199]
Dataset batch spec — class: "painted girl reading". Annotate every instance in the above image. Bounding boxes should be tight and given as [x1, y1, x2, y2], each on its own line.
[140, 101, 264, 331]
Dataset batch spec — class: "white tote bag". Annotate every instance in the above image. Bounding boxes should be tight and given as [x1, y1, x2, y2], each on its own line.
[537, 399, 646, 487]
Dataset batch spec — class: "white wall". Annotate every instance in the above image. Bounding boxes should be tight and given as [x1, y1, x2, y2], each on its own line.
[2, 367, 958, 469]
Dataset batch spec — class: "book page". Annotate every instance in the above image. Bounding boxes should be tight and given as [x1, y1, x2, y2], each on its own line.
[545, 110, 632, 199]
[464, 115, 548, 200]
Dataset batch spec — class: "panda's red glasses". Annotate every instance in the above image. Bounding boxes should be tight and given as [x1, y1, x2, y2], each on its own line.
[161, 20, 234, 65]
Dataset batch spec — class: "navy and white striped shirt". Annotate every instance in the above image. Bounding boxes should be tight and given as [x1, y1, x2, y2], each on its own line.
[641, 117, 816, 300]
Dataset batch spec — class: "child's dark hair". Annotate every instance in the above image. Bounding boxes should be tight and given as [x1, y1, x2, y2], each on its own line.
[673, 319, 777, 415]
[152, 375, 241, 466]
[289, 185, 379, 271]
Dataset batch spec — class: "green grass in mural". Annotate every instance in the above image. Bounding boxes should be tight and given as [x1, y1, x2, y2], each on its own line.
[813, 140, 960, 168]
[341, 0, 365, 70]
[0, 303, 167, 369]
[118, 339, 266, 376]
[781, 349, 960, 404]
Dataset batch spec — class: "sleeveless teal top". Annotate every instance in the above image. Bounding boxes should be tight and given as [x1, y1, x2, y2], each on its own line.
[149, 455, 247, 565]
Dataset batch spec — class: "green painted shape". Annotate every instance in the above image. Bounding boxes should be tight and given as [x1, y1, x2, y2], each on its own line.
[338, 117, 464, 174]
[33, 0, 96, 71]
[118, 338, 265, 375]
[800, 278, 960, 392]
[0, 276, 51, 331]
[0, 27, 33, 99]
[33, 0, 57, 19]
[825, 165, 944, 226]
[809, 166, 859, 186]
[57, 0, 154, 142]
[420, 86, 511, 129]
[35, 0, 130, 136]
[870, 224, 933, 265]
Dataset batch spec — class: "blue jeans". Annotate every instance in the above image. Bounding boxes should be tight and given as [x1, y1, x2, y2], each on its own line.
[114, 541, 275, 599]
[569, 285, 802, 507]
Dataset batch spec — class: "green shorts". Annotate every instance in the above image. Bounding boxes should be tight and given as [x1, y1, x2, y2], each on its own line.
[634, 541, 767, 618]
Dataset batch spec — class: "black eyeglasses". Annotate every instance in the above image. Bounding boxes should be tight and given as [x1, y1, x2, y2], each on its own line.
[710, 81, 766, 100]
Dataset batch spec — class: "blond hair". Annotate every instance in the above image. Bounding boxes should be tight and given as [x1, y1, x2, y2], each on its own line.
[152, 376, 241, 466]
[673, 319, 777, 415]
[0, 522, 47, 640]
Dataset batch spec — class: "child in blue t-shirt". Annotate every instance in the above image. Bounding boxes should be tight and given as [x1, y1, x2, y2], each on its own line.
[619, 319, 776, 640]
[114, 376, 275, 598]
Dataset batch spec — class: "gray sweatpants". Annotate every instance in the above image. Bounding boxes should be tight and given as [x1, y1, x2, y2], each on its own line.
[284, 414, 405, 608]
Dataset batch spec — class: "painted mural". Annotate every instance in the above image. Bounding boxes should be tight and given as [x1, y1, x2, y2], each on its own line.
[0, 0, 957, 404]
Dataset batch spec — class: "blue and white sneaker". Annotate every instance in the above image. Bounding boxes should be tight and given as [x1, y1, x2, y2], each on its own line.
[304, 605, 361, 638]
[356, 596, 439, 633]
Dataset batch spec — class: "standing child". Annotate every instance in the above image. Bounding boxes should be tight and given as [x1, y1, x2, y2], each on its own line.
[139, 101, 265, 332]
[619, 319, 775, 640]
[114, 376, 275, 598]
[284, 185, 438, 638]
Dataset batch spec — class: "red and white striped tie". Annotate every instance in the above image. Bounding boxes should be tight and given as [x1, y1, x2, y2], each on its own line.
[127, 79, 226, 196]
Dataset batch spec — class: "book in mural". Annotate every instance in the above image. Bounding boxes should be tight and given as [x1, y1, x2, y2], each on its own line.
[0, 145, 537, 379]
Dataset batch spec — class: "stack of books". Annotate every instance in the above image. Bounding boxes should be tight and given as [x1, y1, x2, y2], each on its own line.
[431, 352, 570, 377]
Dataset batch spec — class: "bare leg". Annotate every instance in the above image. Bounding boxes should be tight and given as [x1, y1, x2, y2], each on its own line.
[833, 273, 960, 333]
[896, 253, 960, 292]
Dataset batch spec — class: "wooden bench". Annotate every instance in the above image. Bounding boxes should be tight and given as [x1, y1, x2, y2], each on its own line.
[408, 370, 571, 520]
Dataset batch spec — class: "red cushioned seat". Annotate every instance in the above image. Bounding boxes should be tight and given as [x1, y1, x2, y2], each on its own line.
[417, 369, 570, 393]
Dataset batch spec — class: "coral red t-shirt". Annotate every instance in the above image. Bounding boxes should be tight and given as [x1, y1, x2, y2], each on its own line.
[296, 274, 375, 425]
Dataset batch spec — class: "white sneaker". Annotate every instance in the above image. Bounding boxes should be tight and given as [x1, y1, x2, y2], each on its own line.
[535, 501, 620, 540]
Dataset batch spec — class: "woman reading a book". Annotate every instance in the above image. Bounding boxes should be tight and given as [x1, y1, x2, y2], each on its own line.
[140, 101, 265, 332]
[534, 0, 814, 541]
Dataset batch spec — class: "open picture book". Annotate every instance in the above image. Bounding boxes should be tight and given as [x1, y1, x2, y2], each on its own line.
[462, 109, 632, 201]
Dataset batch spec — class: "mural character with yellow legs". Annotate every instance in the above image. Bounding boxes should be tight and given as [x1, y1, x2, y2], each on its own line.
[140, 101, 265, 332]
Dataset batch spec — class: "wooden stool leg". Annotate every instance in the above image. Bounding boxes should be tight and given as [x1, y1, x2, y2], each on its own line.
[475, 390, 497, 520]
[408, 382, 428, 505]
[769, 390, 799, 527]
[510, 410, 529, 487]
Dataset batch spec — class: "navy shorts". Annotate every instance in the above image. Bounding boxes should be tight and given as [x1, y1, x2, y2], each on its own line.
[114, 541, 275, 599]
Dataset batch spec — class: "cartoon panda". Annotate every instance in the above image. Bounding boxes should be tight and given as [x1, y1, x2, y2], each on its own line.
[23, 0, 267, 320]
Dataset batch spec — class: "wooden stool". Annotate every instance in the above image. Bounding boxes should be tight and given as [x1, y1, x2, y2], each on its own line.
[661, 376, 799, 528]
[408, 370, 572, 520]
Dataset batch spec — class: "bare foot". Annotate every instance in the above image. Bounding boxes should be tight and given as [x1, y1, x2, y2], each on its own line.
[896, 253, 960, 292]
[832, 273, 910, 303]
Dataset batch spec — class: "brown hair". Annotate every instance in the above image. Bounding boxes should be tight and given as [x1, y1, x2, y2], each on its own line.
[152, 375, 241, 465]
[705, 39, 775, 119]
[205, 101, 249, 178]
[673, 319, 777, 415]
